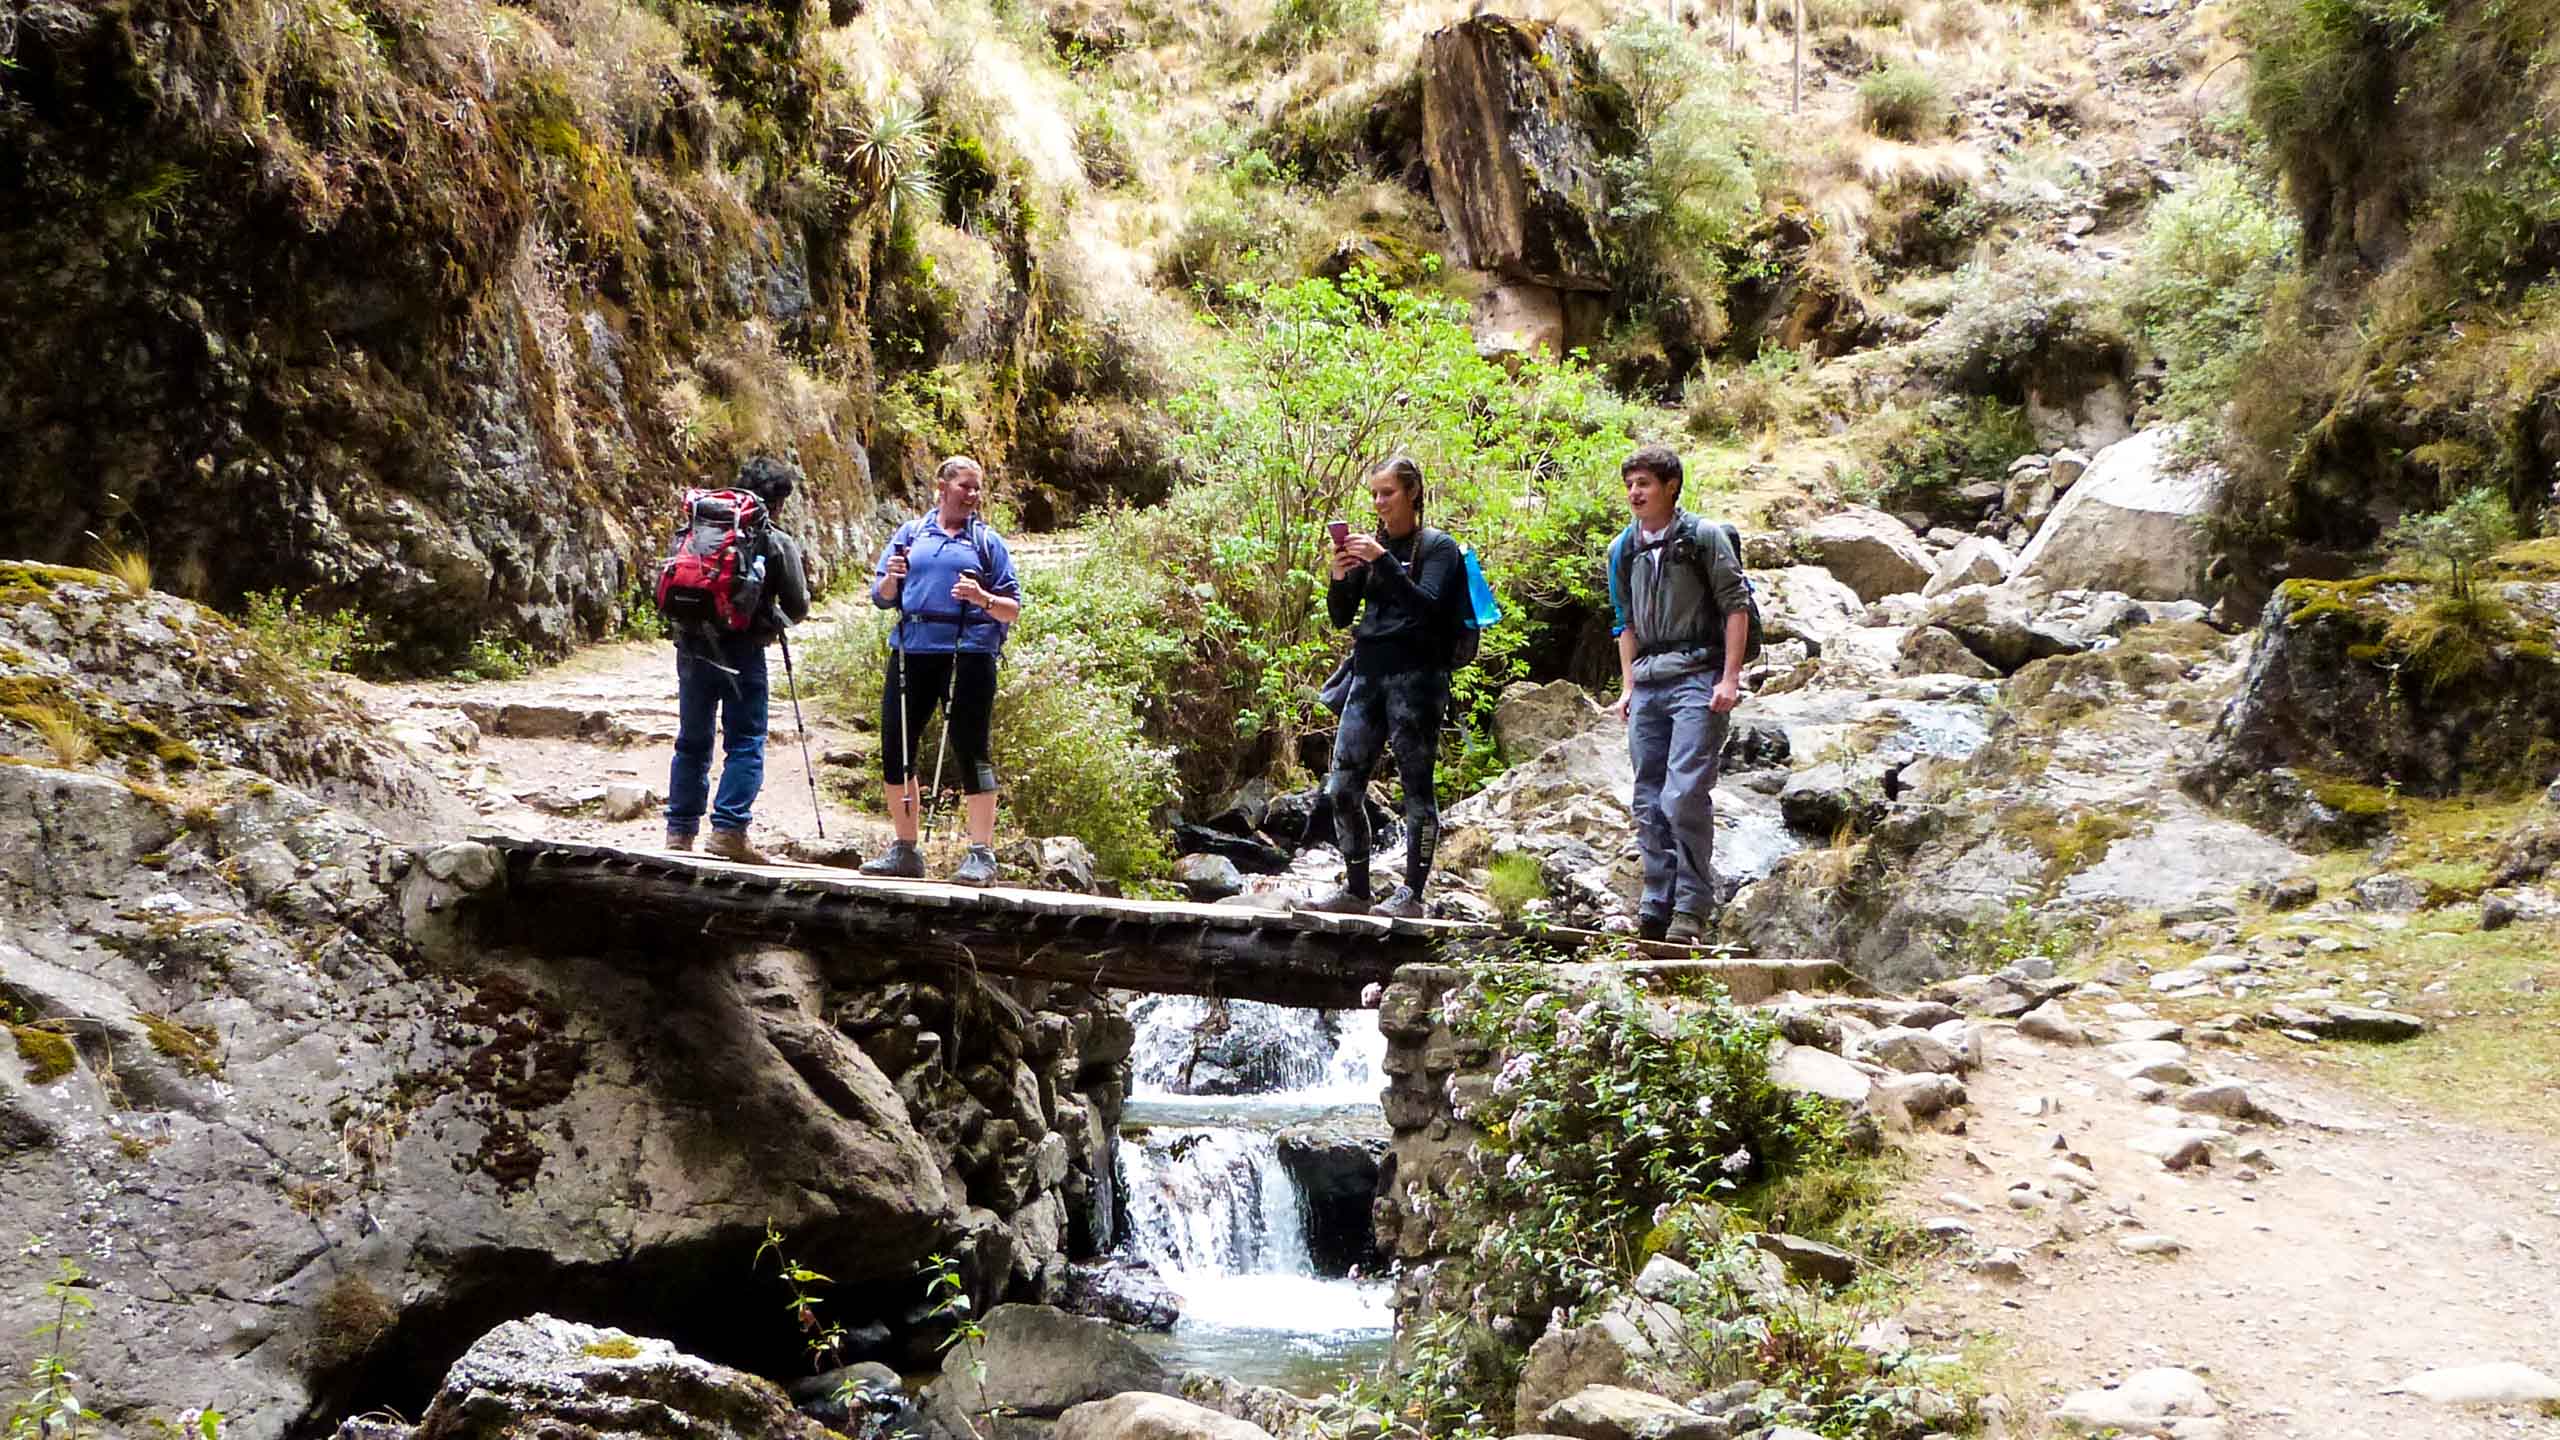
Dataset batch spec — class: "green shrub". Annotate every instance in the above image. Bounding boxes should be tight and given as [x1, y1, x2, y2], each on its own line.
[1258, 0, 1380, 55]
[1335, 963, 1872, 1436]
[1861, 395, 2037, 513]
[456, 632, 535, 682]
[1485, 851, 1547, 921]
[1924, 249, 2129, 398]
[2435, 129, 2560, 298]
[239, 590, 380, 674]
[1164, 271, 1648, 794]
[2386, 486, 2520, 602]
[1855, 64, 1949, 140]
[808, 564, 1178, 880]
[1683, 346, 1805, 438]
[1600, 17, 1765, 315]
[2127, 161, 2298, 423]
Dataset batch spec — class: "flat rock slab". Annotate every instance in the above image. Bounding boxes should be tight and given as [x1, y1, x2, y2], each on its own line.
[2054, 1366, 2218, 1430]
[2389, 1362, 2560, 1405]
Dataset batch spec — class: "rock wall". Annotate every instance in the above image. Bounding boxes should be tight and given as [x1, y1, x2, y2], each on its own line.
[0, 0, 880, 665]
[0, 572, 1130, 1438]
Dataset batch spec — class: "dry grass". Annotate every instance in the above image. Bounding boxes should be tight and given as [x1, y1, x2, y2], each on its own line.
[7, 702, 97, 769]
[89, 543, 153, 596]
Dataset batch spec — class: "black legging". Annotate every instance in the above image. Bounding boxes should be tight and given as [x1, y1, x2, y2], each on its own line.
[1325, 668, 1445, 897]
[883, 650, 999, 793]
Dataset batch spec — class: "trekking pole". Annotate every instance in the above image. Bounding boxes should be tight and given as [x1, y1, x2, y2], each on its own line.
[927, 609, 964, 848]
[777, 628, 825, 840]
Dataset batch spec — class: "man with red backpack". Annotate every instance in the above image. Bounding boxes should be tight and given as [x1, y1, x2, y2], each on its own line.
[660, 455, 811, 863]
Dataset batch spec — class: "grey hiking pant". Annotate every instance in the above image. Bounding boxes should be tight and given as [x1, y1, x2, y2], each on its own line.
[1628, 671, 1730, 920]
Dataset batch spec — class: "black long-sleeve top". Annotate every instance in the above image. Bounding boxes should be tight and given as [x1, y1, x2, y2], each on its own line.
[1327, 526, 1461, 676]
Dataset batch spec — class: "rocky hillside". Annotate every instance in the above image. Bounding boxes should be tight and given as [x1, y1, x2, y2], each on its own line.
[0, 567, 1136, 1438]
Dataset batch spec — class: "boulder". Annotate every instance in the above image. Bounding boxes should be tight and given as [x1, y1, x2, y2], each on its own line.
[1922, 536, 2016, 597]
[1057, 1260, 1181, 1331]
[2195, 578, 2560, 800]
[1756, 565, 1870, 650]
[1538, 1384, 1727, 1440]
[2351, 872, 2427, 912]
[1420, 15, 1633, 291]
[2017, 1002, 2087, 1045]
[2014, 428, 2225, 601]
[1751, 1231, 1860, 1286]
[1860, 1026, 1960, 1074]
[931, 1305, 1171, 1420]
[1039, 837, 1101, 893]
[1778, 761, 1883, 836]
[2053, 1367, 2217, 1431]
[1896, 625, 2000, 679]
[2314, 1004, 2427, 1041]
[2390, 1362, 2560, 1406]
[1496, 679, 1605, 761]
[405, 1315, 832, 1440]
[1176, 853, 1246, 901]
[1796, 506, 1936, 602]
[1172, 824, 1292, 875]
[1768, 1042, 1872, 1107]
[602, 782, 657, 821]
[1924, 585, 2094, 673]
[1055, 1394, 1275, 1440]
[1877, 1071, 1966, 1119]
[1274, 1122, 1387, 1274]
[1475, 281, 1569, 360]
[1514, 1322, 1637, 1431]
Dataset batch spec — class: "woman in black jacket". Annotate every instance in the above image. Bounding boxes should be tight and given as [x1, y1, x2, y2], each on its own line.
[1303, 455, 1459, 919]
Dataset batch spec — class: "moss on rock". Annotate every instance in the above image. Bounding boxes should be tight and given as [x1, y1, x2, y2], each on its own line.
[10, 1023, 77, 1085]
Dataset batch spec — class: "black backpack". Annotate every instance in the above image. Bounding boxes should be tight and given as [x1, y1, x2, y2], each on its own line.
[1416, 527, 1492, 670]
[1630, 517, 1765, 664]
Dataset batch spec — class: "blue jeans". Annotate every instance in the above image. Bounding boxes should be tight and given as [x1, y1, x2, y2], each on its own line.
[1628, 671, 1730, 919]
[666, 633, 769, 835]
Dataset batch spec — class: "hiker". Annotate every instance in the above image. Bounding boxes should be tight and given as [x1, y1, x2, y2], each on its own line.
[665, 455, 813, 863]
[860, 455, 1023, 887]
[1302, 455, 1461, 920]
[1607, 444, 1751, 944]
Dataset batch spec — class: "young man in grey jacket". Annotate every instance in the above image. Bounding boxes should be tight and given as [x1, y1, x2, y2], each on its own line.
[1604, 444, 1750, 943]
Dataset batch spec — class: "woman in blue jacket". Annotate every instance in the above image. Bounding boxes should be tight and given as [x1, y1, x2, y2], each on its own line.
[860, 456, 1023, 885]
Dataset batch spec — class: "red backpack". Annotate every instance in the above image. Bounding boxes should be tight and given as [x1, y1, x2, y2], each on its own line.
[653, 488, 771, 633]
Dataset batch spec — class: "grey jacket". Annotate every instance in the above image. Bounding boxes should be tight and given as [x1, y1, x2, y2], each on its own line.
[1606, 510, 1749, 684]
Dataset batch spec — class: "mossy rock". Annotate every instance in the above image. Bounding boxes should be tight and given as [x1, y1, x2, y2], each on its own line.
[10, 1023, 77, 1085]
[138, 1012, 223, 1078]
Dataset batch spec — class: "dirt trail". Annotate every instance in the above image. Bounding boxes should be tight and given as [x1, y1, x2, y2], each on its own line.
[1896, 1009, 2560, 1435]
[355, 532, 1095, 857]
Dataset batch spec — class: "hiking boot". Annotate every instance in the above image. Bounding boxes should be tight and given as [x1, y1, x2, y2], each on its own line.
[665, 830, 696, 853]
[1296, 886, 1376, 915]
[1370, 886, 1426, 920]
[859, 840, 926, 879]
[703, 828, 769, 865]
[1635, 910, 1670, 942]
[951, 844, 999, 887]
[1662, 912, 1709, 946]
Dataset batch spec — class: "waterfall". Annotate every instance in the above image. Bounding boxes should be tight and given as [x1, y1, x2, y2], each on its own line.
[1120, 1128, 1314, 1277]
[1115, 996, 1391, 1387]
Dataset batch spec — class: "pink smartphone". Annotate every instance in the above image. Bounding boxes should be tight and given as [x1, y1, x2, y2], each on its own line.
[1328, 521, 1350, 549]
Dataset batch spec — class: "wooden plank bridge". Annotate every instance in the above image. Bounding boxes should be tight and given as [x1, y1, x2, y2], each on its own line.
[475, 835, 1851, 1009]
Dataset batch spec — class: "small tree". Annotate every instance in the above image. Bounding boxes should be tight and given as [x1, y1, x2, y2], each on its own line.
[2385, 486, 2518, 603]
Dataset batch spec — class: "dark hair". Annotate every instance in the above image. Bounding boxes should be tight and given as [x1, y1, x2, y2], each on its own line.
[1369, 454, 1426, 519]
[737, 454, 800, 505]
[1622, 444, 1683, 498]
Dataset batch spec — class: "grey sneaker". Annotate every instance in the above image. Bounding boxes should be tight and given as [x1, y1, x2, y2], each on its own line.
[1296, 886, 1375, 914]
[1663, 912, 1709, 945]
[951, 844, 999, 887]
[859, 840, 926, 879]
[665, 830, 696, 853]
[1370, 886, 1426, 920]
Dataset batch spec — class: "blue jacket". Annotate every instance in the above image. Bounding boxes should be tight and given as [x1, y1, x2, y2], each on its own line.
[871, 515, 1019, 653]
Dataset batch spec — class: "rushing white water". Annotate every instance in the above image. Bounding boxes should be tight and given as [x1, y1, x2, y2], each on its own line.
[1115, 998, 1391, 1391]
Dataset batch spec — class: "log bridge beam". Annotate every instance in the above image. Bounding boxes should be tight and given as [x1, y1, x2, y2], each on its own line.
[472, 835, 1849, 1009]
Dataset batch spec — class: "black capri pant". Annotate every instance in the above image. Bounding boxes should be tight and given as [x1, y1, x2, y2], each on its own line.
[883, 650, 999, 794]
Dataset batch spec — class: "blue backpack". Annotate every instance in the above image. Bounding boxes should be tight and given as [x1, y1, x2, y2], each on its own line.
[1425, 526, 1501, 669]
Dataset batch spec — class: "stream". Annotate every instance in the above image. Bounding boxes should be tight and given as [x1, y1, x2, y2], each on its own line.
[1114, 995, 1395, 1393]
